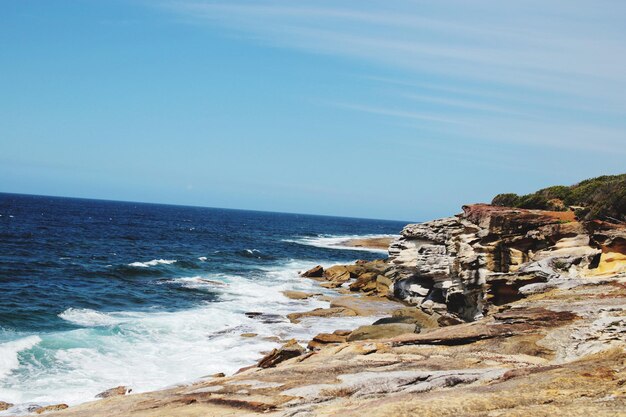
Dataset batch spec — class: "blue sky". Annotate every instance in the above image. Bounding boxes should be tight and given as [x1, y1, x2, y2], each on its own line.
[1, 1, 625, 221]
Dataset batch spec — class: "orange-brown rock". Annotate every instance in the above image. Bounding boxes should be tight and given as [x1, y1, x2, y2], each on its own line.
[257, 339, 305, 368]
[34, 404, 69, 414]
[281, 290, 318, 300]
[308, 330, 351, 350]
[301, 265, 324, 278]
[287, 307, 357, 323]
[323, 265, 351, 283]
[96, 386, 131, 399]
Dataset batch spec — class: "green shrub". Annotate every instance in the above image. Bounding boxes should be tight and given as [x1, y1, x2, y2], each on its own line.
[490, 174, 626, 222]
[492, 193, 520, 207]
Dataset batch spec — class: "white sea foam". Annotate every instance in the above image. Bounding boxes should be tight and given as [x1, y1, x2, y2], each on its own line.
[0, 336, 41, 380]
[285, 234, 396, 253]
[0, 260, 382, 408]
[58, 308, 123, 327]
[198, 256, 207, 261]
[128, 259, 177, 268]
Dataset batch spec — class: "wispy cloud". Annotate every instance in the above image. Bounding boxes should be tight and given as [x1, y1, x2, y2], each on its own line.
[158, 0, 626, 152]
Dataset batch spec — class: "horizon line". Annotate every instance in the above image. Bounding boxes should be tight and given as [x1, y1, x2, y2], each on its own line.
[0, 190, 419, 224]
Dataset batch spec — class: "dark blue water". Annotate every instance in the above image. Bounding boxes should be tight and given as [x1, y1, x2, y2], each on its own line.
[0, 193, 406, 408]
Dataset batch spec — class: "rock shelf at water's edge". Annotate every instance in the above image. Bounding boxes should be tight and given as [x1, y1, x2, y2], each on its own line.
[10, 202, 626, 417]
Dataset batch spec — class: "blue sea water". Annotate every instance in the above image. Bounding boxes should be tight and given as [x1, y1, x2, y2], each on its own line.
[0, 193, 406, 410]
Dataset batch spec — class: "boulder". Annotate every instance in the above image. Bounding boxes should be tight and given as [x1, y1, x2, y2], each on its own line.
[282, 290, 318, 300]
[349, 272, 378, 292]
[96, 386, 131, 399]
[34, 404, 69, 414]
[257, 339, 305, 368]
[344, 265, 367, 277]
[0, 402, 13, 411]
[323, 266, 351, 283]
[376, 274, 393, 295]
[301, 265, 324, 277]
[347, 323, 418, 341]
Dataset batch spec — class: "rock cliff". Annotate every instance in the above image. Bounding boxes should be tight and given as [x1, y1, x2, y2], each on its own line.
[388, 204, 626, 322]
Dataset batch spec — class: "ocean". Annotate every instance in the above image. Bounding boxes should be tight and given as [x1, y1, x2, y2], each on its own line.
[0, 193, 406, 412]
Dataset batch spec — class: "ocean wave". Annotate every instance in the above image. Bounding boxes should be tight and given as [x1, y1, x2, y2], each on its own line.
[58, 308, 121, 327]
[159, 276, 228, 291]
[0, 259, 378, 408]
[284, 234, 395, 253]
[0, 335, 41, 379]
[128, 259, 177, 268]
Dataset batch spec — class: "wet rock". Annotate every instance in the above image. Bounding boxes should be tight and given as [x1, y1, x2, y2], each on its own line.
[0, 402, 12, 411]
[287, 307, 357, 323]
[301, 265, 324, 278]
[96, 386, 131, 399]
[320, 281, 343, 289]
[282, 290, 318, 300]
[34, 404, 69, 414]
[245, 312, 287, 323]
[257, 339, 305, 368]
[240, 333, 257, 338]
[348, 323, 418, 341]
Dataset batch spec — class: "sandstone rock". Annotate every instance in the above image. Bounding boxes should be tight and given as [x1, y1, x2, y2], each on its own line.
[349, 272, 378, 292]
[287, 307, 357, 323]
[257, 339, 305, 368]
[345, 265, 367, 277]
[330, 296, 404, 316]
[308, 330, 351, 350]
[390, 307, 441, 328]
[347, 323, 418, 341]
[375, 275, 393, 295]
[96, 386, 131, 399]
[386, 203, 623, 322]
[240, 333, 257, 338]
[301, 265, 324, 277]
[320, 281, 343, 289]
[323, 266, 351, 283]
[0, 401, 12, 411]
[282, 290, 318, 300]
[390, 322, 523, 346]
[34, 404, 69, 414]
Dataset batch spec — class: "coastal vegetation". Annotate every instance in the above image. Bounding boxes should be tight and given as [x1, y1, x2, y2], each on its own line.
[491, 173, 626, 222]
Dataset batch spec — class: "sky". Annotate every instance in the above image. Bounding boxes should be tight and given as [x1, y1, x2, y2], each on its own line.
[1, 1, 625, 221]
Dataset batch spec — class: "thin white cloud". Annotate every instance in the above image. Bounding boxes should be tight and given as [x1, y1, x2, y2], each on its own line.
[158, 0, 626, 152]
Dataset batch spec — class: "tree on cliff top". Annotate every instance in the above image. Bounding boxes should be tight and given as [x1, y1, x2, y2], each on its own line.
[491, 174, 626, 222]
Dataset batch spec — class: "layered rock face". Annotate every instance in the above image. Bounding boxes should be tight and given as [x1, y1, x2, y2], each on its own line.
[389, 204, 626, 321]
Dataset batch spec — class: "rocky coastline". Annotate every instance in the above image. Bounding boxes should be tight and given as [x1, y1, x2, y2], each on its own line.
[8, 203, 626, 416]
